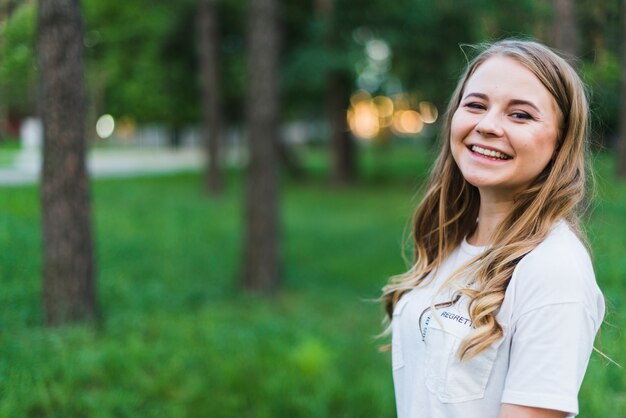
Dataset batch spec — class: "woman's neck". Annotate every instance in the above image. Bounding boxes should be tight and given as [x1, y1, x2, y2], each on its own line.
[467, 196, 513, 246]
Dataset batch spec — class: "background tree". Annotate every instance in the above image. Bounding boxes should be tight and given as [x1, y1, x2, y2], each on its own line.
[3, 0, 626, 178]
[553, 0, 579, 58]
[38, 0, 97, 325]
[315, 0, 356, 185]
[617, 0, 626, 177]
[242, 0, 280, 293]
[197, 0, 223, 194]
[576, 0, 622, 149]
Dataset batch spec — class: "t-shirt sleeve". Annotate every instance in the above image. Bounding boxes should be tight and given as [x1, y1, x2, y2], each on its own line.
[501, 302, 598, 416]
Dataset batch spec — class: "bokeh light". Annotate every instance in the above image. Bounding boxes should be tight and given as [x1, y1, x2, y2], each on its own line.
[348, 91, 435, 139]
[392, 110, 423, 135]
[419, 101, 438, 123]
[347, 99, 380, 139]
[366, 39, 391, 62]
[373, 96, 394, 127]
[96, 114, 115, 139]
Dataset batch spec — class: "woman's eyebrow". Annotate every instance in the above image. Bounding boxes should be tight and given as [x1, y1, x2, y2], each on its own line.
[463, 92, 488, 100]
[509, 99, 541, 113]
[463, 93, 542, 113]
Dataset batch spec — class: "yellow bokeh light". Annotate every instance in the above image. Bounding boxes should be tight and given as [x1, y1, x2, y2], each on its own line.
[350, 90, 372, 107]
[116, 116, 136, 139]
[401, 110, 423, 133]
[392, 110, 423, 135]
[347, 100, 380, 139]
[373, 96, 394, 118]
[419, 101, 438, 123]
[379, 113, 393, 128]
[373, 96, 394, 128]
[348, 91, 435, 138]
[393, 94, 410, 111]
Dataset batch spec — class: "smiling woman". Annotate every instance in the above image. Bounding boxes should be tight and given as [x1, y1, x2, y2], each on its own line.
[382, 40, 604, 418]
[450, 56, 560, 202]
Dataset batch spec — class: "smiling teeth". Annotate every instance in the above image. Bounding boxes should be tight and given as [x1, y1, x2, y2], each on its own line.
[471, 145, 511, 160]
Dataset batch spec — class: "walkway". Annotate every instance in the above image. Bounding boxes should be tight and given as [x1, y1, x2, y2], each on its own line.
[0, 148, 205, 186]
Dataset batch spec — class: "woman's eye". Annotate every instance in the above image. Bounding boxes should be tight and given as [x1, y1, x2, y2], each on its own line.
[511, 111, 533, 120]
[464, 102, 486, 110]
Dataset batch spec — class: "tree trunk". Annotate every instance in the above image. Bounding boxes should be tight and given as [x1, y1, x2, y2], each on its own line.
[328, 72, 355, 185]
[243, 0, 280, 292]
[589, 0, 607, 62]
[315, 0, 356, 185]
[617, 0, 626, 178]
[38, 0, 97, 325]
[552, 0, 579, 59]
[197, 0, 223, 195]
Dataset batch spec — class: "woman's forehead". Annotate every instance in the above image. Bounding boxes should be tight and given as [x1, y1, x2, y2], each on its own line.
[463, 56, 561, 117]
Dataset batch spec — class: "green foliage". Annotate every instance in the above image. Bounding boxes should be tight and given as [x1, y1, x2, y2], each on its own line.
[0, 147, 624, 416]
[582, 51, 621, 139]
[1, 0, 625, 136]
[0, 1, 37, 112]
[218, 0, 247, 121]
[282, 0, 554, 117]
[82, 0, 199, 123]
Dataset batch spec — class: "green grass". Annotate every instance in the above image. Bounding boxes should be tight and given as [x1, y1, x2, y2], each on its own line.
[0, 138, 21, 167]
[0, 143, 624, 417]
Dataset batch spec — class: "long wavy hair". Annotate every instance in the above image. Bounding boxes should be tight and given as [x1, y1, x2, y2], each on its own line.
[382, 39, 591, 360]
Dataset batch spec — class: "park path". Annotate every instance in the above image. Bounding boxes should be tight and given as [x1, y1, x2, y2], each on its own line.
[0, 148, 204, 186]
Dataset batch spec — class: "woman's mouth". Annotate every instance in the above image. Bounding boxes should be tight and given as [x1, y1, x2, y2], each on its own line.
[469, 145, 512, 160]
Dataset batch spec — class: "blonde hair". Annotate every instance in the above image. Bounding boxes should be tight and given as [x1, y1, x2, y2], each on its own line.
[382, 39, 591, 360]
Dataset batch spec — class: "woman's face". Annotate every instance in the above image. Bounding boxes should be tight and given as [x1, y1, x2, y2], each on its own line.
[450, 56, 560, 200]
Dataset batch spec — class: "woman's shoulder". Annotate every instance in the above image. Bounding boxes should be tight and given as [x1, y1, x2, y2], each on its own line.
[523, 220, 591, 270]
[506, 220, 604, 321]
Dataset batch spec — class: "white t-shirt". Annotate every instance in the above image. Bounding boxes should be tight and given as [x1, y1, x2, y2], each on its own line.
[392, 221, 604, 418]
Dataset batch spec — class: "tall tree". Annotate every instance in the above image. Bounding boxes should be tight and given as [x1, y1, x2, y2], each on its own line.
[552, 0, 579, 58]
[315, 0, 356, 185]
[38, 0, 97, 325]
[617, 0, 626, 178]
[197, 0, 223, 195]
[242, 0, 280, 292]
[327, 71, 355, 185]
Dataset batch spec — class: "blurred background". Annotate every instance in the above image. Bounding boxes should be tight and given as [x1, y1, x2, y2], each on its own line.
[0, 0, 625, 416]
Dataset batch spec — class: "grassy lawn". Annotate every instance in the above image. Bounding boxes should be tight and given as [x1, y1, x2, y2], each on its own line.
[0, 138, 21, 167]
[0, 142, 624, 417]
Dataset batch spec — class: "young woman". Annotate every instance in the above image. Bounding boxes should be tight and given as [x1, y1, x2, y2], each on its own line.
[382, 40, 604, 418]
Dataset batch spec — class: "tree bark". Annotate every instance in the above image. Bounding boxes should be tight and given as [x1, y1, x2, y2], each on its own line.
[328, 72, 355, 185]
[243, 0, 280, 292]
[315, 0, 356, 185]
[617, 0, 626, 178]
[589, 0, 607, 62]
[552, 0, 579, 59]
[38, 0, 97, 325]
[197, 0, 223, 195]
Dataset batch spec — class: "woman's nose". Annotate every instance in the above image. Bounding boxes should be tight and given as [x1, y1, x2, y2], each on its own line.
[475, 111, 504, 137]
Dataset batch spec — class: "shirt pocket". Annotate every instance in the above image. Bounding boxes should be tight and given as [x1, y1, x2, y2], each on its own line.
[423, 320, 503, 403]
